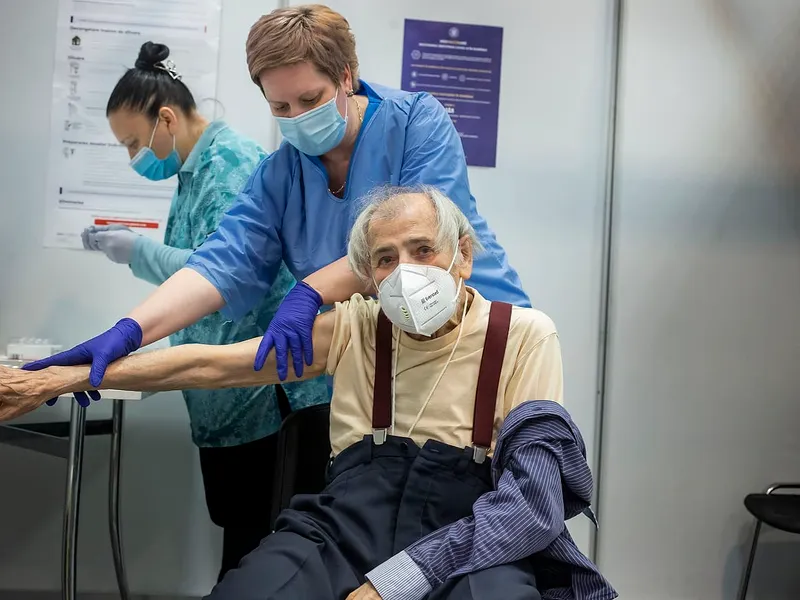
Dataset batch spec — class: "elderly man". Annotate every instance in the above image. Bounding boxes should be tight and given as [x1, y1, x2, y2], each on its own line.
[0, 186, 616, 600]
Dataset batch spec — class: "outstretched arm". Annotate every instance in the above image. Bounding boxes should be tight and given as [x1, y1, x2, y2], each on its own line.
[304, 256, 374, 305]
[129, 268, 225, 346]
[0, 310, 336, 422]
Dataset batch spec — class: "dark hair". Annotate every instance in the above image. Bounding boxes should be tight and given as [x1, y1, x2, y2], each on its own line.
[106, 42, 197, 119]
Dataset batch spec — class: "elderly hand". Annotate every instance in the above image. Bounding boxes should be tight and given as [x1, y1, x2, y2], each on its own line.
[345, 582, 382, 600]
[23, 318, 142, 407]
[0, 366, 97, 422]
[82, 224, 140, 264]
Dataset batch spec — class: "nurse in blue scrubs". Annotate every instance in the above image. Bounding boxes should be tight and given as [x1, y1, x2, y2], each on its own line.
[28, 4, 530, 386]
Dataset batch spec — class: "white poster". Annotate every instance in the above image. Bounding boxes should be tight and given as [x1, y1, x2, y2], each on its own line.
[43, 0, 222, 249]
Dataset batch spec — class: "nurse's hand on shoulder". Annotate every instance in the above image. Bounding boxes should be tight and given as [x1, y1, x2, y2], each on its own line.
[255, 281, 323, 380]
[82, 224, 140, 264]
[346, 582, 382, 600]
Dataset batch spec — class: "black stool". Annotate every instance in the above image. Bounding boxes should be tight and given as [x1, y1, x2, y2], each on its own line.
[737, 482, 800, 599]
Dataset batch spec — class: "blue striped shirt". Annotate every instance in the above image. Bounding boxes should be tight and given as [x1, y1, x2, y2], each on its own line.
[366, 400, 617, 600]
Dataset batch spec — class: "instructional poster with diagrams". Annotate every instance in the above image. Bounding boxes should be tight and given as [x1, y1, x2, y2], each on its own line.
[401, 19, 504, 168]
[43, 0, 222, 249]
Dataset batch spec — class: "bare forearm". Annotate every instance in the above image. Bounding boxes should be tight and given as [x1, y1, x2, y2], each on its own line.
[0, 310, 336, 422]
[112, 340, 278, 390]
[48, 339, 286, 395]
[304, 256, 373, 305]
[127, 268, 225, 346]
[44, 310, 336, 397]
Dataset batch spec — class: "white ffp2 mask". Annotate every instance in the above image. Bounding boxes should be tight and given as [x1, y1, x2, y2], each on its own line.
[376, 248, 462, 337]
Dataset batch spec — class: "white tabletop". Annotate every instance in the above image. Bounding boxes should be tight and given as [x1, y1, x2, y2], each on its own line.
[57, 390, 153, 401]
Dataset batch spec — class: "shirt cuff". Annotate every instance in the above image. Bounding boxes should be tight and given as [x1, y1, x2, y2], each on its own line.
[366, 551, 432, 600]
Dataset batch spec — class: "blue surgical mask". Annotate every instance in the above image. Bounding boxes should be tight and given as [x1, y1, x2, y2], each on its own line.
[130, 119, 182, 180]
[275, 90, 348, 156]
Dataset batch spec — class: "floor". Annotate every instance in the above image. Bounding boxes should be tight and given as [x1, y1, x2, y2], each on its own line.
[0, 593, 200, 600]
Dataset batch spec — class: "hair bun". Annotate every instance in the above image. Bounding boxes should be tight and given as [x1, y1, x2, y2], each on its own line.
[135, 42, 170, 70]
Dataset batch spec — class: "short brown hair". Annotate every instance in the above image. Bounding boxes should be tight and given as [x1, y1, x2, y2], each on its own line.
[246, 4, 360, 91]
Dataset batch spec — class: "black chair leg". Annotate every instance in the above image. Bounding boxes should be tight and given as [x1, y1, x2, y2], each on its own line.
[276, 384, 292, 421]
[737, 519, 762, 600]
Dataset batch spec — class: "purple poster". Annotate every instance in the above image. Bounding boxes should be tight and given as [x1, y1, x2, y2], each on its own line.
[401, 19, 504, 168]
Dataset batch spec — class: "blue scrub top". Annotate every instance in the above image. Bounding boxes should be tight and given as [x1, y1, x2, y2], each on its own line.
[133, 121, 330, 447]
[186, 81, 530, 320]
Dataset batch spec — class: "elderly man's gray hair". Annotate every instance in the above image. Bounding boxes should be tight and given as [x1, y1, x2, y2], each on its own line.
[347, 184, 483, 283]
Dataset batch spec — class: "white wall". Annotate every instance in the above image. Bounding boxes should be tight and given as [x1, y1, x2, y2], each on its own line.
[0, 0, 612, 596]
[597, 1, 800, 599]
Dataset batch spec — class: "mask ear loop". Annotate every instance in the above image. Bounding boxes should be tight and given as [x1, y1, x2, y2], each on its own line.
[390, 327, 399, 435]
[147, 119, 159, 149]
[403, 285, 469, 438]
[448, 237, 464, 327]
[446, 237, 461, 273]
[147, 117, 177, 155]
[446, 237, 464, 312]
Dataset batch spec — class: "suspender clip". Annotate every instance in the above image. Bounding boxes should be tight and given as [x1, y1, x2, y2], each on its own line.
[373, 428, 388, 445]
[471, 445, 488, 464]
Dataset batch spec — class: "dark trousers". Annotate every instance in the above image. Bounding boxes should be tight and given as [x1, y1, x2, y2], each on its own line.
[197, 386, 292, 581]
[206, 436, 541, 599]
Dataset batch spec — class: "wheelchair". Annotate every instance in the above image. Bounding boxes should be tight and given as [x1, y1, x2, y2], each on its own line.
[269, 403, 332, 529]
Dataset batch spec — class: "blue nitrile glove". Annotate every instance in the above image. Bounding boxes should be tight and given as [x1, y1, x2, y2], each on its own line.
[23, 318, 143, 407]
[83, 225, 140, 264]
[255, 281, 323, 380]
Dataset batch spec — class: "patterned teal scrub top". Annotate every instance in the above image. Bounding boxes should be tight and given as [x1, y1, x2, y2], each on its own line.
[129, 120, 330, 447]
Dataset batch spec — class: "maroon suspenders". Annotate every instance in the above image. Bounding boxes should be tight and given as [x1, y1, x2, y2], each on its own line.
[371, 301, 513, 463]
[372, 310, 394, 445]
[471, 301, 512, 462]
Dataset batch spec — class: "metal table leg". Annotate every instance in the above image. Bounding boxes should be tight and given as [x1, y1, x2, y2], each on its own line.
[62, 401, 87, 600]
[109, 399, 130, 600]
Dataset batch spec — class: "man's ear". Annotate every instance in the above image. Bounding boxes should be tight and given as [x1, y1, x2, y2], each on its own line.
[455, 235, 474, 281]
[459, 235, 473, 263]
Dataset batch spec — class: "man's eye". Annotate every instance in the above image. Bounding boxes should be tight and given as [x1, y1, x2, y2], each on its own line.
[378, 256, 393, 266]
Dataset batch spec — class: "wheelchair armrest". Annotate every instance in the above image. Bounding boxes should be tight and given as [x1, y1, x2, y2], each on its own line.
[765, 483, 800, 495]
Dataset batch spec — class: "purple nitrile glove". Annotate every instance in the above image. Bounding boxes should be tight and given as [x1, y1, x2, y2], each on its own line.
[23, 318, 143, 407]
[255, 281, 323, 380]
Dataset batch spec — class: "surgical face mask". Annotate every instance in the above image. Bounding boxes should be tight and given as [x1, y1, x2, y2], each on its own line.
[376, 245, 463, 337]
[130, 119, 182, 181]
[275, 89, 347, 156]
